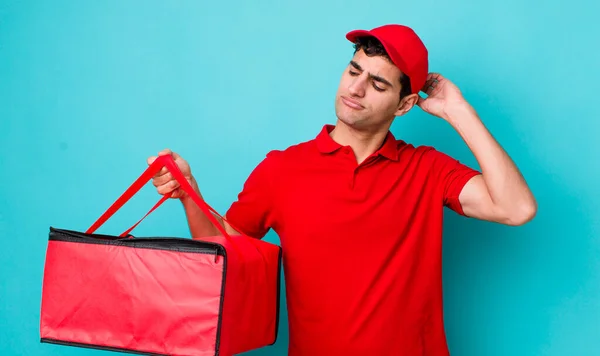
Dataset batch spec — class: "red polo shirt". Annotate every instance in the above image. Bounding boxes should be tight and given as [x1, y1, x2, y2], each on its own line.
[226, 124, 480, 355]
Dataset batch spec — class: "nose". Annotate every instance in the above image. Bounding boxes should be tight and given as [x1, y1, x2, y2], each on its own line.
[348, 74, 366, 98]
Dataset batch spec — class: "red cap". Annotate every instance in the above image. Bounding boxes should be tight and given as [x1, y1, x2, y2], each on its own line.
[346, 24, 429, 94]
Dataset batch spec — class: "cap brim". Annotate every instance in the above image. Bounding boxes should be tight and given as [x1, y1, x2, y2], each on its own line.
[345, 29, 373, 43]
[346, 29, 398, 64]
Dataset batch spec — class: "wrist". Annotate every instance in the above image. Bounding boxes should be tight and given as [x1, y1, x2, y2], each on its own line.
[443, 101, 478, 126]
[180, 176, 201, 203]
[180, 193, 193, 205]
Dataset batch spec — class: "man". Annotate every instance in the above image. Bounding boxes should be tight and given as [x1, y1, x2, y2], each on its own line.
[148, 24, 536, 355]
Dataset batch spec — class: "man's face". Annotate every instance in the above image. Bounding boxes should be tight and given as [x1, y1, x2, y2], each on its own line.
[334, 49, 413, 131]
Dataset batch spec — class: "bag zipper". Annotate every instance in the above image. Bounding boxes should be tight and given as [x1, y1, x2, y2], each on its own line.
[49, 228, 224, 256]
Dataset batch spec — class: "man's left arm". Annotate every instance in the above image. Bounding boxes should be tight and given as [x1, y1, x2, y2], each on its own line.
[418, 73, 537, 226]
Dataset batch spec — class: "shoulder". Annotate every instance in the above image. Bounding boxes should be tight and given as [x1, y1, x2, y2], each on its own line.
[260, 137, 318, 167]
[395, 141, 472, 180]
[395, 140, 443, 166]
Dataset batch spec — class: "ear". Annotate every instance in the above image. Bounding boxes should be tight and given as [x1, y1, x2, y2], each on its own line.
[394, 93, 419, 117]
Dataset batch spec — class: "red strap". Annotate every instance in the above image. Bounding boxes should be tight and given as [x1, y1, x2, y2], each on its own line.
[86, 155, 235, 240]
[119, 193, 171, 237]
[120, 194, 245, 238]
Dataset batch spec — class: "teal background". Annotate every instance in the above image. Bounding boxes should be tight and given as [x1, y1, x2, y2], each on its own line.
[1, 0, 599, 355]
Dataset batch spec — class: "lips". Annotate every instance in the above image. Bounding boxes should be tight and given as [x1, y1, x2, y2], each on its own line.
[341, 96, 364, 110]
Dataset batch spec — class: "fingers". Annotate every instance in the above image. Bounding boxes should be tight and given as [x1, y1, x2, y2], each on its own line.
[148, 148, 179, 173]
[421, 82, 435, 95]
[421, 83, 433, 95]
[148, 149, 188, 199]
[421, 73, 444, 93]
[152, 169, 182, 198]
[421, 77, 442, 96]
[421, 78, 433, 94]
[156, 179, 180, 195]
[158, 148, 172, 157]
[152, 172, 173, 187]
[154, 166, 168, 177]
[426, 72, 443, 81]
[147, 156, 168, 177]
[156, 148, 182, 160]
[417, 94, 426, 107]
[170, 188, 186, 199]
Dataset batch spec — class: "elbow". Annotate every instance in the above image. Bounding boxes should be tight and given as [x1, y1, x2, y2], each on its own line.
[505, 199, 538, 226]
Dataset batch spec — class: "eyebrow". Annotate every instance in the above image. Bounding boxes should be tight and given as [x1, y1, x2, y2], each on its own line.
[349, 61, 394, 88]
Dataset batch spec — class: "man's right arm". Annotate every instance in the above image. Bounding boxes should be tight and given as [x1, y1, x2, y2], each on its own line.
[148, 149, 239, 239]
[179, 177, 240, 239]
[149, 148, 277, 240]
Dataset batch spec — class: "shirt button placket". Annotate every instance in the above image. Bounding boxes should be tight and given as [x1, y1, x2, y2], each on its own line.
[342, 147, 356, 189]
[350, 169, 357, 189]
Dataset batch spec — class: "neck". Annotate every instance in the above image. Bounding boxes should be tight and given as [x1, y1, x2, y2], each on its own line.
[330, 121, 391, 164]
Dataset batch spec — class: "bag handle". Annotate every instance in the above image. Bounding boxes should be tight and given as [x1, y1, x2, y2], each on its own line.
[86, 155, 239, 239]
[118, 193, 171, 237]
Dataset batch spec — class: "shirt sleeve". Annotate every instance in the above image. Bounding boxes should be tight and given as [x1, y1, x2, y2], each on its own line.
[224, 151, 279, 239]
[426, 147, 481, 216]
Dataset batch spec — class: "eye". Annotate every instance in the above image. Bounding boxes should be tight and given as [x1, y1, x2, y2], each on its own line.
[373, 83, 385, 92]
[349, 70, 359, 76]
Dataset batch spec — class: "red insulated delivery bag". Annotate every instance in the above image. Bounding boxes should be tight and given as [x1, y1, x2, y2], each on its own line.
[39, 155, 282, 356]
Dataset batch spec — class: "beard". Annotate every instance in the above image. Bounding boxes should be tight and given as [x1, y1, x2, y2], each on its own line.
[334, 95, 397, 133]
[334, 96, 371, 129]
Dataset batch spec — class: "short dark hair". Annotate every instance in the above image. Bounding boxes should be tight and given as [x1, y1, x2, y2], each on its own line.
[353, 36, 412, 100]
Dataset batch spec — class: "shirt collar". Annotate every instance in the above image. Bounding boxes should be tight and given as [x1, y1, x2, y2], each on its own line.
[315, 124, 399, 161]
